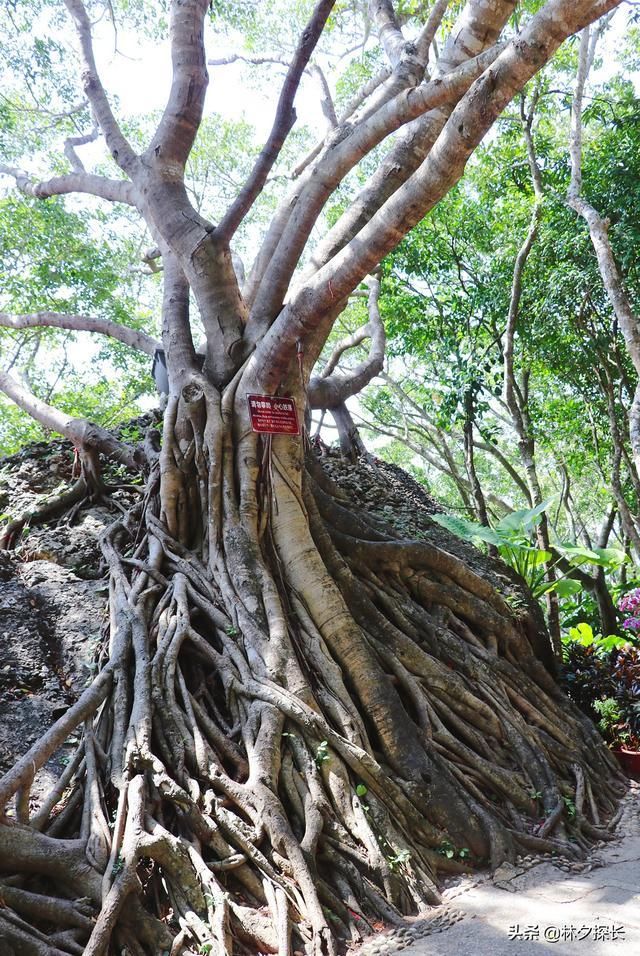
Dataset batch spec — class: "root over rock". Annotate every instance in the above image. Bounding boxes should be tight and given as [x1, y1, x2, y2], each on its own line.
[0, 428, 625, 956]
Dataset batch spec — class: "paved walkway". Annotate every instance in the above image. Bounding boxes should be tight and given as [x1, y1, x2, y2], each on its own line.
[358, 781, 640, 955]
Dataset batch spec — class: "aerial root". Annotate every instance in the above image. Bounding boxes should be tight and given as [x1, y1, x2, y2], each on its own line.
[0, 431, 626, 955]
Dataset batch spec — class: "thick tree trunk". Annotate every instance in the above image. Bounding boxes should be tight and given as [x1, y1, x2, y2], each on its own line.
[0, 385, 625, 956]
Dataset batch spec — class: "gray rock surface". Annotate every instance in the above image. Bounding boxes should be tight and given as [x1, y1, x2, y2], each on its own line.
[0, 561, 68, 776]
[19, 559, 106, 690]
[0, 553, 104, 795]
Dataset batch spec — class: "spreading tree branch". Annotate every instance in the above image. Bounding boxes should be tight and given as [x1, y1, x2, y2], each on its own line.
[309, 62, 339, 130]
[64, 122, 99, 173]
[306, 0, 519, 274]
[416, 0, 451, 66]
[0, 367, 141, 470]
[0, 312, 160, 356]
[334, 65, 392, 126]
[473, 439, 533, 503]
[246, 41, 504, 339]
[0, 164, 137, 205]
[64, 0, 138, 174]
[147, 0, 210, 168]
[369, 0, 406, 68]
[308, 276, 385, 408]
[215, 0, 337, 243]
[208, 53, 290, 67]
[319, 325, 372, 380]
[254, 0, 623, 394]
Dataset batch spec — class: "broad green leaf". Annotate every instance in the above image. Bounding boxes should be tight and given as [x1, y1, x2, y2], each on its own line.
[591, 547, 628, 568]
[556, 543, 602, 566]
[495, 497, 557, 533]
[550, 578, 583, 597]
[431, 513, 505, 547]
[568, 622, 594, 646]
[523, 548, 553, 566]
[597, 635, 628, 651]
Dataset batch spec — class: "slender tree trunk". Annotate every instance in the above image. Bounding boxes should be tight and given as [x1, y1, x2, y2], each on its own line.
[503, 206, 561, 658]
[463, 388, 490, 527]
[568, 24, 640, 474]
[332, 402, 368, 459]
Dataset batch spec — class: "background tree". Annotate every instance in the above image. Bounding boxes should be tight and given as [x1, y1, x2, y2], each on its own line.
[359, 30, 640, 643]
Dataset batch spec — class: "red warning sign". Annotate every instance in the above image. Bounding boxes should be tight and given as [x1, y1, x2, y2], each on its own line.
[247, 394, 300, 435]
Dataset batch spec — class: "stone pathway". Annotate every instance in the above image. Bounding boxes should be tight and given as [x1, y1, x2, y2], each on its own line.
[355, 781, 640, 955]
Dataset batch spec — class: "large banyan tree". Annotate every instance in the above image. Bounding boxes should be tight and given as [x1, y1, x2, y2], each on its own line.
[0, 1, 628, 953]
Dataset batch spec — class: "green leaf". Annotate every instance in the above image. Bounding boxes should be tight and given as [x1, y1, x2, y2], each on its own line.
[551, 578, 583, 597]
[495, 497, 557, 533]
[568, 622, 594, 646]
[356, 784, 368, 797]
[591, 547, 628, 568]
[556, 543, 602, 566]
[431, 513, 505, 546]
[521, 547, 553, 566]
[596, 634, 628, 651]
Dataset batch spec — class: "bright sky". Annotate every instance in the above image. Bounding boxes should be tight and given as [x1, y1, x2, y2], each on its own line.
[91, 21, 328, 142]
[84, 5, 634, 178]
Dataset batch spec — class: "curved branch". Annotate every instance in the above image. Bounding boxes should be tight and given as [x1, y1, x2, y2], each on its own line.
[352, 410, 483, 513]
[147, 0, 209, 168]
[255, 0, 622, 393]
[64, 0, 138, 174]
[142, 246, 163, 273]
[208, 53, 290, 68]
[64, 123, 99, 173]
[215, 0, 337, 243]
[309, 62, 338, 130]
[0, 368, 141, 470]
[320, 326, 372, 379]
[415, 0, 451, 67]
[308, 277, 385, 408]
[335, 65, 392, 127]
[473, 439, 533, 504]
[306, 0, 518, 276]
[246, 41, 504, 339]
[0, 312, 160, 356]
[370, 0, 406, 68]
[0, 164, 137, 205]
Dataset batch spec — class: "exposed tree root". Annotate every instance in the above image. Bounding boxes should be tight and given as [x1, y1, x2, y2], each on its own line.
[0, 441, 144, 551]
[0, 477, 89, 550]
[0, 393, 626, 956]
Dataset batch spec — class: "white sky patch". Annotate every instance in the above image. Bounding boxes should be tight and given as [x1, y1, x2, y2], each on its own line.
[89, 19, 329, 141]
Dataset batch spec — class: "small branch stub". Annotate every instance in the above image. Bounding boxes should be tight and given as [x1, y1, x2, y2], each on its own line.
[247, 394, 300, 435]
